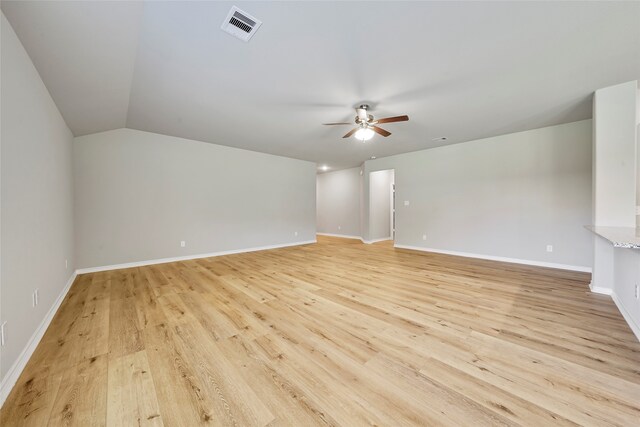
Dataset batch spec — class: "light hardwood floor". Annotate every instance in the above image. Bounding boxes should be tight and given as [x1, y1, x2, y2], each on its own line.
[1, 235, 639, 426]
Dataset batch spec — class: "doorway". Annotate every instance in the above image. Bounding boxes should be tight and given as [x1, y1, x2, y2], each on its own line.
[369, 169, 395, 242]
[390, 182, 395, 240]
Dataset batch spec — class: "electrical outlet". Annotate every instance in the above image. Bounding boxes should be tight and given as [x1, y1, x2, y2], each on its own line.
[180, 241, 186, 248]
[35, 289, 39, 306]
[1, 321, 6, 346]
[635, 285, 639, 299]
[404, 201, 410, 206]
[65, 259, 68, 269]
[422, 234, 427, 241]
[338, 226, 341, 230]
[294, 231, 298, 236]
[546, 245, 553, 253]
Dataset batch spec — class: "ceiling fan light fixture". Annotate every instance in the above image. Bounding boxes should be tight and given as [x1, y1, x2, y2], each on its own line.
[324, 105, 407, 140]
[355, 127, 375, 141]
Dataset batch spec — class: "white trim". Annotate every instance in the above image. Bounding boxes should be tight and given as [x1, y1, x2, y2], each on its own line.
[394, 244, 592, 273]
[0, 271, 78, 408]
[362, 237, 392, 244]
[76, 240, 317, 274]
[611, 293, 640, 342]
[589, 283, 613, 295]
[317, 233, 362, 240]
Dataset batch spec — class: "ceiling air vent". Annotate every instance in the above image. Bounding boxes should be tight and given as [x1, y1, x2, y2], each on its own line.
[221, 6, 262, 42]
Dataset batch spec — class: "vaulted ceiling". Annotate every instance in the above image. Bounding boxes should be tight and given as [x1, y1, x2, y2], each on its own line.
[2, 1, 639, 170]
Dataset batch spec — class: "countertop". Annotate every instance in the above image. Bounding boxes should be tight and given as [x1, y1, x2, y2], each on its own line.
[585, 225, 640, 249]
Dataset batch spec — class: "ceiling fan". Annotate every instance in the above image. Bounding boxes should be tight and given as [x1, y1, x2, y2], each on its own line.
[324, 104, 409, 141]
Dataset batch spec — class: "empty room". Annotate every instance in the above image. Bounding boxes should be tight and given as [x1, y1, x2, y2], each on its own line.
[1, 1, 640, 426]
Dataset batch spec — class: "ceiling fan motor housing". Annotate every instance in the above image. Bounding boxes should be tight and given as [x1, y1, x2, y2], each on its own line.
[355, 114, 374, 125]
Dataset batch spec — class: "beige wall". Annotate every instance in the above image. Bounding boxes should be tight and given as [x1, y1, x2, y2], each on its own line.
[593, 81, 637, 228]
[363, 120, 593, 269]
[1, 13, 76, 382]
[74, 129, 317, 269]
[637, 88, 640, 228]
[316, 167, 361, 237]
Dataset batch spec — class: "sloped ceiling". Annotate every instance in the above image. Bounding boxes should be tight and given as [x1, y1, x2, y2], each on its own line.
[2, 1, 640, 170]
[1, 1, 144, 136]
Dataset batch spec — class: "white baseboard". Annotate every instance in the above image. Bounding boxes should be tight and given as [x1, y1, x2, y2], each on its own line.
[0, 271, 78, 408]
[611, 293, 640, 342]
[317, 233, 362, 240]
[394, 244, 592, 273]
[76, 240, 317, 274]
[589, 283, 613, 295]
[363, 237, 392, 244]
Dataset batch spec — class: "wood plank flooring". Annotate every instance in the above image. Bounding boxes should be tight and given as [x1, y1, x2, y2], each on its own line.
[2, 235, 639, 426]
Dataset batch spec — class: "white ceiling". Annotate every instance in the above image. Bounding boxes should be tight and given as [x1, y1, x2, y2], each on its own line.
[3, 1, 640, 170]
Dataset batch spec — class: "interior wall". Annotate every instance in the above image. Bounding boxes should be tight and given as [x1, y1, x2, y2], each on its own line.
[359, 166, 364, 239]
[1, 13, 76, 382]
[636, 88, 640, 228]
[363, 120, 593, 269]
[613, 247, 640, 339]
[74, 128, 316, 269]
[369, 169, 394, 241]
[591, 81, 638, 293]
[593, 81, 637, 228]
[316, 167, 361, 237]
